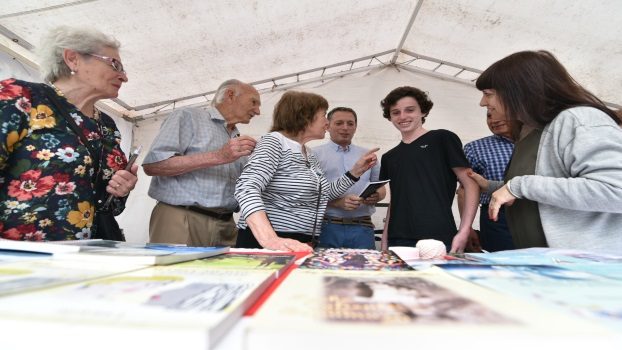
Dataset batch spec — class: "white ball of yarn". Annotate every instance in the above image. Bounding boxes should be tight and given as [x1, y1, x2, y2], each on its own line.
[390, 246, 420, 260]
[416, 239, 447, 259]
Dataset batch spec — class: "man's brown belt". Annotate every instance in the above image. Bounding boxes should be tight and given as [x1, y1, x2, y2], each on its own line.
[180, 206, 233, 221]
[323, 216, 374, 228]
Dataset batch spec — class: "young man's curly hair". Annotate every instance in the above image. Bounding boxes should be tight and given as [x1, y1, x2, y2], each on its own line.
[380, 86, 434, 124]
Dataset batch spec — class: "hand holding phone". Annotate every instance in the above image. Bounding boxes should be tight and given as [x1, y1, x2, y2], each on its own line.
[101, 146, 142, 209]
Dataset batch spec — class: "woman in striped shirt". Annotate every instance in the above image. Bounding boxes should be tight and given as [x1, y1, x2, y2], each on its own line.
[234, 91, 378, 252]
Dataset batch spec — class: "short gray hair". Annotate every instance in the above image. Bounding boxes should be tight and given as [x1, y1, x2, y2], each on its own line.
[37, 26, 121, 83]
[211, 79, 244, 106]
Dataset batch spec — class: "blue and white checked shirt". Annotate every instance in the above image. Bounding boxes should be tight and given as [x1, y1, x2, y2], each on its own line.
[463, 135, 514, 205]
[312, 140, 380, 218]
[143, 106, 244, 211]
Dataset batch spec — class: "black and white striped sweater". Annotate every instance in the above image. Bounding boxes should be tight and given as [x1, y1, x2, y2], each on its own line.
[235, 132, 355, 234]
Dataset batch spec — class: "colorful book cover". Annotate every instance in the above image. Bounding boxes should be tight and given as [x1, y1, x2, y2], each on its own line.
[441, 263, 622, 331]
[184, 252, 296, 277]
[467, 247, 622, 265]
[299, 248, 412, 271]
[246, 268, 617, 350]
[323, 274, 508, 324]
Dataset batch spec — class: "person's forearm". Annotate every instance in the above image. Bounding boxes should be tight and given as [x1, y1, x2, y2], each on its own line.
[456, 186, 466, 217]
[458, 179, 479, 235]
[246, 211, 280, 248]
[143, 152, 228, 176]
[381, 203, 391, 251]
[328, 197, 344, 209]
[376, 187, 387, 201]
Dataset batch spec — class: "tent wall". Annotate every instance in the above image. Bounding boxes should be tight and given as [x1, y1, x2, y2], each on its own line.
[120, 67, 490, 243]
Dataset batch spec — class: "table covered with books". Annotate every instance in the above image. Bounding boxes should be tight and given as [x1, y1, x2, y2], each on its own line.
[1, 239, 621, 350]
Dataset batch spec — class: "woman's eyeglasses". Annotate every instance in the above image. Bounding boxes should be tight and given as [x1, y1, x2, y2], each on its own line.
[87, 53, 126, 75]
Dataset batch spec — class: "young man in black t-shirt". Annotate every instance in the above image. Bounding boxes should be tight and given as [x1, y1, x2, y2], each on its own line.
[379, 86, 479, 253]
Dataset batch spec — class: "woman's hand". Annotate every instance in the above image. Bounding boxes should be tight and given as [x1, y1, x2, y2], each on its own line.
[488, 184, 517, 221]
[350, 148, 380, 177]
[106, 164, 138, 197]
[248, 211, 313, 252]
[262, 236, 313, 252]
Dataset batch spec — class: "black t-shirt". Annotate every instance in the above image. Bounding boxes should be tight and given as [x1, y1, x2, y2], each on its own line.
[380, 130, 469, 246]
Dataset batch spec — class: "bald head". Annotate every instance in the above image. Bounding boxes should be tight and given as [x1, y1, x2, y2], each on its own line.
[213, 79, 261, 126]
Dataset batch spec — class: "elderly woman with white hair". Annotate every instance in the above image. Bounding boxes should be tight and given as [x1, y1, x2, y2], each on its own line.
[0, 26, 138, 241]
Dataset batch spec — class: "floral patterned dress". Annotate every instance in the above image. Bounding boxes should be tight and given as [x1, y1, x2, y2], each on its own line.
[0, 79, 128, 240]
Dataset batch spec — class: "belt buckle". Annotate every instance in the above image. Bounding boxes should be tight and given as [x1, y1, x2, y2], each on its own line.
[342, 217, 355, 225]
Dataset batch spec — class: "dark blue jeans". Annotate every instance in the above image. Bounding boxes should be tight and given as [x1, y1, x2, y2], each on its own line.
[317, 222, 376, 249]
[479, 204, 515, 252]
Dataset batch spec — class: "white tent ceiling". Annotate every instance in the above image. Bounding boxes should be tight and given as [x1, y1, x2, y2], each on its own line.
[1, 0, 621, 121]
[2, 0, 621, 242]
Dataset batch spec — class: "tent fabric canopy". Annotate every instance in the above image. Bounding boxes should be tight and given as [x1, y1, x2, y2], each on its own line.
[1, 0, 620, 120]
[1, 0, 621, 242]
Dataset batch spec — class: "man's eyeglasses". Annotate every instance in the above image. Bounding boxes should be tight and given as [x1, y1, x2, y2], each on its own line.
[87, 53, 126, 75]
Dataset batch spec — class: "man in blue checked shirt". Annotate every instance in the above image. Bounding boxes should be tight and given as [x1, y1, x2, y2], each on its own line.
[458, 111, 515, 252]
[313, 107, 386, 249]
[143, 79, 261, 247]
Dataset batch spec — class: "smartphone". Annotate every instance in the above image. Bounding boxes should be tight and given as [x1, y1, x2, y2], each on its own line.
[101, 145, 142, 209]
[124, 145, 142, 169]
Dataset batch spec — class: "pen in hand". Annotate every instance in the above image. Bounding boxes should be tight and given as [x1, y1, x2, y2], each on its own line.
[101, 145, 142, 210]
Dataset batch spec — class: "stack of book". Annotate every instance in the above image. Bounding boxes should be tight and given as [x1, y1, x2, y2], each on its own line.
[0, 240, 296, 349]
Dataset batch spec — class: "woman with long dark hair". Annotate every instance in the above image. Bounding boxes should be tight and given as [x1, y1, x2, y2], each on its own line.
[475, 50, 622, 253]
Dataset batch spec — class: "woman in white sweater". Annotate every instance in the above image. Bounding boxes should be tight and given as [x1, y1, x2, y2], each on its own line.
[474, 50, 622, 254]
[235, 91, 378, 252]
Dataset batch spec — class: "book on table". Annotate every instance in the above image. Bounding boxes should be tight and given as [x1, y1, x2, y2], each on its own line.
[0, 239, 84, 255]
[0, 258, 279, 350]
[0, 257, 143, 297]
[245, 267, 619, 350]
[194, 251, 297, 278]
[1, 239, 229, 266]
[299, 248, 412, 271]
[357, 179, 390, 199]
[440, 263, 622, 330]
